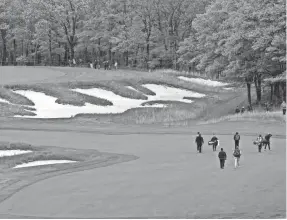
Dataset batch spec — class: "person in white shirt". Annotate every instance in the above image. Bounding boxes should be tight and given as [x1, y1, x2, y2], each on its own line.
[233, 146, 241, 169]
[257, 134, 263, 153]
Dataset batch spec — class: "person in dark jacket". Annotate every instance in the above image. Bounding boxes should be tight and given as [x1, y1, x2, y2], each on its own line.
[218, 148, 227, 169]
[234, 132, 240, 148]
[195, 132, 204, 153]
[210, 134, 219, 152]
[264, 133, 272, 150]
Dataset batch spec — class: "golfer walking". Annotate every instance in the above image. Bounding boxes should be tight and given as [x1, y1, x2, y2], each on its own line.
[218, 148, 227, 169]
[256, 134, 263, 153]
[264, 133, 272, 151]
[233, 146, 241, 169]
[234, 132, 240, 148]
[195, 132, 204, 153]
[210, 134, 219, 151]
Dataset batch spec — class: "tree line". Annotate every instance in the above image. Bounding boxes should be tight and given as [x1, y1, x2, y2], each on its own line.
[0, 0, 286, 105]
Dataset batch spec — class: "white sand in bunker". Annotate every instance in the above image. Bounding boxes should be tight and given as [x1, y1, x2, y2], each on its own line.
[178, 76, 229, 87]
[125, 86, 139, 92]
[13, 160, 77, 169]
[0, 150, 32, 157]
[142, 84, 205, 103]
[13, 85, 204, 118]
[0, 97, 10, 103]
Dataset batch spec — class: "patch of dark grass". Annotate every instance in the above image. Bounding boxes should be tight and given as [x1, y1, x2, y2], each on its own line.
[0, 103, 36, 117]
[0, 87, 34, 106]
[0, 142, 40, 151]
[64, 81, 149, 100]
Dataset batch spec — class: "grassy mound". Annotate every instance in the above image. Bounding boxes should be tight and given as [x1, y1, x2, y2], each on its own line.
[0, 87, 34, 106]
[0, 103, 36, 117]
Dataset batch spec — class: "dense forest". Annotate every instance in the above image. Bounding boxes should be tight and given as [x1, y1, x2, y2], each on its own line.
[0, 0, 286, 105]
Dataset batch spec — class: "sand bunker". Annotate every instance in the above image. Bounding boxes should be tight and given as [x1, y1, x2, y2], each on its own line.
[13, 85, 205, 118]
[0, 97, 9, 103]
[0, 150, 32, 157]
[13, 160, 77, 169]
[178, 76, 229, 87]
[13, 90, 164, 118]
[142, 84, 205, 103]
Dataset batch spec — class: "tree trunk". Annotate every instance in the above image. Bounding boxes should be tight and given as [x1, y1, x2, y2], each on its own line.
[146, 40, 150, 69]
[70, 45, 75, 60]
[270, 84, 273, 102]
[257, 74, 261, 102]
[1, 30, 7, 66]
[64, 44, 69, 65]
[84, 47, 88, 63]
[13, 39, 17, 65]
[247, 82, 252, 106]
[108, 43, 112, 62]
[34, 44, 38, 66]
[281, 82, 286, 101]
[49, 29, 52, 65]
[254, 73, 262, 103]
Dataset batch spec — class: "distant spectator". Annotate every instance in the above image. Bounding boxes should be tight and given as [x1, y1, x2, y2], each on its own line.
[218, 148, 227, 169]
[234, 132, 240, 148]
[104, 60, 108, 70]
[195, 132, 204, 153]
[72, 58, 76, 66]
[264, 102, 270, 112]
[94, 60, 97, 69]
[114, 61, 118, 70]
[235, 106, 240, 114]
[281, 101, 286, 115]
[241, 106, 245, 114]
[247, 105, 252, 112]
[97, 60, 101, 69]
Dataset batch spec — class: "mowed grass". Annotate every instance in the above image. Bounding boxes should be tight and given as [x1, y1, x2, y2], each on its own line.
[0, 121, 284, 218]
[0, 66, 242, 123]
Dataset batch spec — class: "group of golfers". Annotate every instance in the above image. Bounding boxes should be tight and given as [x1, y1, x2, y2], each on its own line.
[195, 132, 272, 169]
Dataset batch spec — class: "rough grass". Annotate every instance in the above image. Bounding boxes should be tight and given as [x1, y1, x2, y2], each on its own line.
[0, 87, 34, 106]
[198, 111, 286, 125]
[0, 103, 36, 117]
